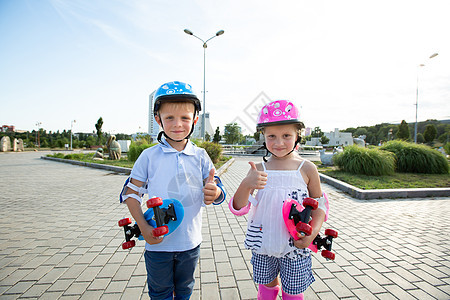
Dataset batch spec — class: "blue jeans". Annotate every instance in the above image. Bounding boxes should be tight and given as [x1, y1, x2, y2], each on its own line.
[144, 245, 200, 300]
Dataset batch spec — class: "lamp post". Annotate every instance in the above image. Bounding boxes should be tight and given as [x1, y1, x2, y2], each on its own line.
[70, 120, 76, 150]
[184, 28, 224, 140]
[35, 122, 41, 148]
[414, 52, 438, 143]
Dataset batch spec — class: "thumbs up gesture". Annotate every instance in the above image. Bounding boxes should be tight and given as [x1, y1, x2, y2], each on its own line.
[244, 162, 267, 190]
[203, 168, 220, 205]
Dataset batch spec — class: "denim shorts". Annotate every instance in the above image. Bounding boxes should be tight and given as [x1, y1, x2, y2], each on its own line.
[144, 245, 200, 300]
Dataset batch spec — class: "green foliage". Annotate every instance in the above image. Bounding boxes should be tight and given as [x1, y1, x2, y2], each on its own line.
[320, 135, 330, 145]
[224, 122, 242, 144]
[213, 127, 221, 143]
[333, 146, 396, 176]
[63, 153, 85, 160]
[444, 142, 450, 155]
[380, 140, 449, 174]
[397, 120, 410, 140]
[95, 117, 103, 144]
[128, 141, 154, 162]
[200, 141, 223, 164]
[423, 124, 437, 144]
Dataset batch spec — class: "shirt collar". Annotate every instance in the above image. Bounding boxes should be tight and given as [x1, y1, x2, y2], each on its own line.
[159, 135, 196, 156]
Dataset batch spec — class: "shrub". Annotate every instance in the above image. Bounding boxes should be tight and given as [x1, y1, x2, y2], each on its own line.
[128, 142, 154, 162]
[333, 146, 396, 176]
[200, 141, 223, 164]
[380, 140, 449, 174]
[445, 142, 450, 155]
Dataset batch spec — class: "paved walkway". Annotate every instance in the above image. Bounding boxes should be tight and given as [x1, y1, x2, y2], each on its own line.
[0, 152, 449, 299]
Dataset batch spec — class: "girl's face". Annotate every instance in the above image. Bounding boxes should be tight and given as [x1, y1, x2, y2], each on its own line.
[263, 124, 298, 158]
[155, 102, 197, 142]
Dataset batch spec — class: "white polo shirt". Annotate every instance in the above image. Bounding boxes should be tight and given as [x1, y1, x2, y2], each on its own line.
[130, 137, 214, 252]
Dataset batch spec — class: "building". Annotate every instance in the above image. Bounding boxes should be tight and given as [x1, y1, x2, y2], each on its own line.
[192, 112, 214, 140]
[148, 91, 160, 140]
[1, 125, 15, 132]
[306, 128, 353, 147]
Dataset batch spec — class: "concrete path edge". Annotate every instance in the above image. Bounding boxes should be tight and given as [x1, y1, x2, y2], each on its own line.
[41, 156, 449, 200]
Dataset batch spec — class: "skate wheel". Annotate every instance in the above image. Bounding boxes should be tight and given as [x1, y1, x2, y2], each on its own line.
[147, 197, 163, 208]
[122, 240, 136, 250]
[153, 225, 169, 237]
[118, 218, 132, 227]
[303, 197, 318, 210]
[296, 222, 312, 236]
[321, 250, 335, 260]
[325, 229, 338, 238]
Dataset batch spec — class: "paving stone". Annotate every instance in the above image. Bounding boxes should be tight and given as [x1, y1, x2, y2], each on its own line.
[1, 153, 449, 299]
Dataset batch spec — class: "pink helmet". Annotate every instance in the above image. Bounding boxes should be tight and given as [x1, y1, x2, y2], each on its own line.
[256, 100, 301, 130]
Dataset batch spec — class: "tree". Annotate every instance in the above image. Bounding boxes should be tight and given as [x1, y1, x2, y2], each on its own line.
[95, 117, 103, 144]
[397, 120, 410, 140]
[311, 127, 323, 138]
[224, 122, 242, 144]
[423, 124, 437, 144]
[205, 132, 211, 142]
[213, 127, 221, 143]
[320, 136, 330, 145]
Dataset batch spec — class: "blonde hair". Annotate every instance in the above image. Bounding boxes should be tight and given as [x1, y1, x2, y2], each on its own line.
[158, 100, 196, 116]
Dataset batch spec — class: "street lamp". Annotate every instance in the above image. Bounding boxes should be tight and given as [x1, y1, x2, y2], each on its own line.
[70, 120, 76, 150]
[414, 52, 438, 143]
[184, 28, 224, 140]
[35, 122, 41, 148]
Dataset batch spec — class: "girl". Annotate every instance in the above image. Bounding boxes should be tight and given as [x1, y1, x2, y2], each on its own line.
[229, 100, 328, 300]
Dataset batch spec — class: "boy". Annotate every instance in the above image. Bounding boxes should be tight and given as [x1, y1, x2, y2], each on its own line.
[121, 81, 225, 300]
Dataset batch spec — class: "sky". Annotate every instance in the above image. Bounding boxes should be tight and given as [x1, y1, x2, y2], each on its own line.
[1, 0, 449, 135]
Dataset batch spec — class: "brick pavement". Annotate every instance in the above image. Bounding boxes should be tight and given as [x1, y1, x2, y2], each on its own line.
[0, 152, 449, 299]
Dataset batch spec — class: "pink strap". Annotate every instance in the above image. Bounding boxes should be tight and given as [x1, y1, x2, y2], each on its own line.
[228, 197, 251, 216]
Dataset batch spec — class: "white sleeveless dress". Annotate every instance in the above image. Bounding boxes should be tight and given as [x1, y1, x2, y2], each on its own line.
[244, 161, 311, 259]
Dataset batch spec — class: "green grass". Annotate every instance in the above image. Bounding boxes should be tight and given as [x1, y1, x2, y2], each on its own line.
[320, 168, 449, 189]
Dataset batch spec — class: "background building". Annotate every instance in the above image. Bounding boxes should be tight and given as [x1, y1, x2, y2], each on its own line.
[147, 91, 160, 140]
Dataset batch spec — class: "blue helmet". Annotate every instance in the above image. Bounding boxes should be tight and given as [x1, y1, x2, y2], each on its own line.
[153, 81, 201, 115]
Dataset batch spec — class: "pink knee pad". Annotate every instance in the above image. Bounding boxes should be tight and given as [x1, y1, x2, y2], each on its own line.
[257, 284, 280, 300]
[282, 290, 304, 299]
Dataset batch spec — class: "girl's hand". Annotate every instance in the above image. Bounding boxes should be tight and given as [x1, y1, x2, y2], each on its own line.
[203, 169, 220, 205]
[140, 223, 164, 245]
[244, 162, 267, 190]
[293, 233, 315, 249]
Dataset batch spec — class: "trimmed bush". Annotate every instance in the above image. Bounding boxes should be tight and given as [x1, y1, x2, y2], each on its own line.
[200, 141, 223, 164]
[333, 146, 396, 176]
[128, 142, 154, 162]
[380, 140, 449, 174]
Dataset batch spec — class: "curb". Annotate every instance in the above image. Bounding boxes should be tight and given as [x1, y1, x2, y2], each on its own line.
[40, 156, 236, 177]
[319, 172, 450, 200]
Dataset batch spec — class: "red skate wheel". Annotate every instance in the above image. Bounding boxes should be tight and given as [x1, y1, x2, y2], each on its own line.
[321, 250, 335, 260]
[122, 240, 136, 250]
[325, 229, 338, 238]
[153, 225, 169, 237]
[118, 218, 132, 227]
[303, 198, 318, 210]
[147, 197, 163, 208]
[296, 222, 312, 236]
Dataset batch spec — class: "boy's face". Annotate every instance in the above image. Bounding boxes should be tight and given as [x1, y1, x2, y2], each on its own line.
[155, 101, 198, 142]
[263, 124, 298, 158]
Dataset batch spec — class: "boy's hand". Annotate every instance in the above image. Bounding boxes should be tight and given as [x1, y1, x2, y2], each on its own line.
[203, 169, 220, 205]
[140, 223, 164, 245]
[244, 162, 267, 190]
